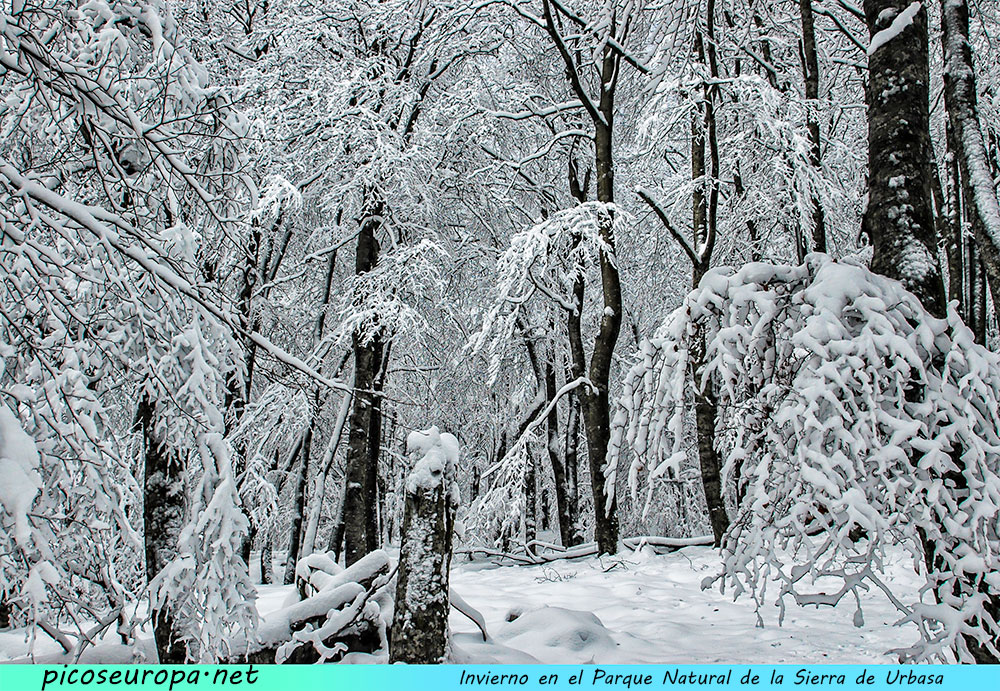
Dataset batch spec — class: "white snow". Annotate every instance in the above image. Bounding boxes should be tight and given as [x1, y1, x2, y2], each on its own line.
[868, 2, 922, 56]
[0, 402, 42, 547]
[446, 546, 927, 663]
[405, 426, 460, 493]
[0, 545, 929, 664]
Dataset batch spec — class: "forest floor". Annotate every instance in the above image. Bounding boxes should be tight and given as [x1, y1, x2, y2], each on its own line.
[1, 542, 928, 664]
[441, 542, 926, 664]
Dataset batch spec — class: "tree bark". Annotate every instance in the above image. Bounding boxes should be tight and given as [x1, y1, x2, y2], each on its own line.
[138, 393, 187, 663]
[545, 358, 582, 547]
[542, 0, 622, 555]
[691, 6, 731, 548]
[865, 0, 998, 662]
[389, 437, 458, 663]
[863, 0, 946, 317]
[283, 423, 312, 584]
[342, 198, 385, 566]
[940, 0, 1000, 327]
[798, 0, 828, 253]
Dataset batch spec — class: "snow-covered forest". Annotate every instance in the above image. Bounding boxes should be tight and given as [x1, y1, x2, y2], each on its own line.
[1, 0, 1000, 666]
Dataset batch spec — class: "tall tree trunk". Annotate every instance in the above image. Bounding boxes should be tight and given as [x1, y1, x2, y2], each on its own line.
[940, 0, 1000, 327]
[342, 198, 384, 566]
[283, 423, 312, 584]
[138, 393, 187, 663]
[798, 0, 828, 253]
[691, 5, 730, 548]
[864, 0, 946, 317]
[944, 122, 967, 316]
[542, 0, 622, 555]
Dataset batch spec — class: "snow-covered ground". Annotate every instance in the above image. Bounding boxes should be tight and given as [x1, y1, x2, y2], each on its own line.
[445, 545, 926, 664]
[0, 544, 927, 664]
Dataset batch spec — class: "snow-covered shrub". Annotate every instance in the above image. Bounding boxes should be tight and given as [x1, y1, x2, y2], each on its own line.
[607, 254, 1000, 662]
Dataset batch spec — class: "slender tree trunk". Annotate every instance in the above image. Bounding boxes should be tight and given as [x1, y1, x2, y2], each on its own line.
[944, 122, 967, 315]
[798, 0, 827, 253]
[542, 0, 622, 555]
[563, 387, 584, 545]
[138, 394, 187, 663]
[524, 441, 537, 546]
[301, 391, 352, 557]
[581, 81, 622, 556]
[283, 424, 312, 584]
[691, 10, 730, 548]
[545, 358, 579, 547]
[940, 0, 1000, 327]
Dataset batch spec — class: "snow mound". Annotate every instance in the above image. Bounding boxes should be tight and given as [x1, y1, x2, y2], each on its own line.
[405, 425, 459, 493]
[496, 606, 619, 662]
[449, 633, 540, 664]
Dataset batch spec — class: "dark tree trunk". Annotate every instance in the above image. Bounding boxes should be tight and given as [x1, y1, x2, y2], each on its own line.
[944, 122, 967, 316]
[690, 7, 730, 548]
[865, 0, 999, 663]
[545, 358, 580, 547]
[563, 388, 584, 545]
[863, 0, 946, 317]
[342, 198, 385, 566]
[798, 0, 827, 253]
[389, 442, 457, 663]
[138, 394, 188, 663]
[542, 0, 622, 555]
[283, 424, 312, 584]
[524, 442, 537, 546]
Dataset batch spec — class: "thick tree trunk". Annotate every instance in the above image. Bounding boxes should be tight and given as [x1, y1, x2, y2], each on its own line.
[798, 0, 827, 253]
[390, 432, 458, 663]
[864, 0, 946, 317]
[940, 0, 1000, 327]
[342, 199, 385, 566]
[138, 394, 187, 663]
[865, 0, 998, 662]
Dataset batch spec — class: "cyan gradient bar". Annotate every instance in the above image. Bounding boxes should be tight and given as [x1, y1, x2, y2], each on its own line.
[0, 664, 993, 691]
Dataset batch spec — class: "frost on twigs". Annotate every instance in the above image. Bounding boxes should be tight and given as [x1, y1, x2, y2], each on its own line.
[608, 254, 1000, 662]
[470, 202, 625, 384]
[391, 426, 460, 663]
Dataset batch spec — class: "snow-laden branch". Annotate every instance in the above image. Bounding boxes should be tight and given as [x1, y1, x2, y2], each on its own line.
[0, 158, 351, 395]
